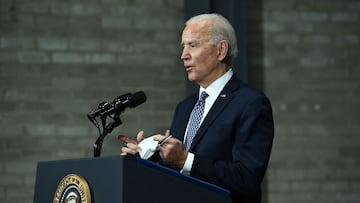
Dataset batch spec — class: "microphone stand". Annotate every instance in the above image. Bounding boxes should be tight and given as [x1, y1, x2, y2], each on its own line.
[87, 91, 146, 157]
[90, 112, 122, 157]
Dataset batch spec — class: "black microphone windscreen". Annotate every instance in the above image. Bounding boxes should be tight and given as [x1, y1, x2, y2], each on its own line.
[130, 91, 146, 107]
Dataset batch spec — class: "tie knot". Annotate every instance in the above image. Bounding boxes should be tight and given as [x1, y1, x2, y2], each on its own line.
[199, 91, 209, 101]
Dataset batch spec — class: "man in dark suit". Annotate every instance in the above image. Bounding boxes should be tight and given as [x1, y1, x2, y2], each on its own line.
[120, 13, 274, 203]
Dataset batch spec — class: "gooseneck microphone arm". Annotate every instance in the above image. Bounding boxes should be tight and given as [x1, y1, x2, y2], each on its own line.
[87, 91, 146, 157]
[93, 113, 122, 158]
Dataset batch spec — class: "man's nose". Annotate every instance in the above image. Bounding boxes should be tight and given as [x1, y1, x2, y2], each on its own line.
[181, 48, 189, 60]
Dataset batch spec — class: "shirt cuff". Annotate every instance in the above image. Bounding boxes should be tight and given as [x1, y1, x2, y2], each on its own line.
[180, 152, 194, 175]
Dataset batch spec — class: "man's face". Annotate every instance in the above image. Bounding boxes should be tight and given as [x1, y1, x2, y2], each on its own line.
[181, 21, 223, 88]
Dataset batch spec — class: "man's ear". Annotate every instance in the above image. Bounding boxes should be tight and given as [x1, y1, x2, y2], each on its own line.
[217, 40, 229, 61]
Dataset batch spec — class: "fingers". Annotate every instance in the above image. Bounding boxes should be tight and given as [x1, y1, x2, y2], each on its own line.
[118, 130, 145, 145]
[121, 142, 141, 155]
[153, 134, 165, 142]
[158, 135, 172, 147]
[121, 146, 136, 155]
[159, 144, 188, 168]
[157, 138, 187, 161]
[117, 135, 137, 145]
[119, 131, 144, 156]
[136, 130, 144, 143]
[153, 129, 171, 142]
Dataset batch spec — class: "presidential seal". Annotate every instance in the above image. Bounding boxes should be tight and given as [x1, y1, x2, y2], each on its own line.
[53, 174, 91, 203]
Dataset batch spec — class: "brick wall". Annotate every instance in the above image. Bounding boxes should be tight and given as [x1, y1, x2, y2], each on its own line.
[248, 0, 360, 202]
[1, 0, 360, 203]
[0, 0, 185, 202]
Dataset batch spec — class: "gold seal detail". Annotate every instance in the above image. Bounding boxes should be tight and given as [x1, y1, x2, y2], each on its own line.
[53, 174, 91, 203]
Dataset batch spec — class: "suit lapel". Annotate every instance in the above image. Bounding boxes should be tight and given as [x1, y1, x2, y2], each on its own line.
[189, 75, 241, 150]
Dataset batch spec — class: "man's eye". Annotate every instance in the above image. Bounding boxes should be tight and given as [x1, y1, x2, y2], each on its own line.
[181, 43, 197, 49]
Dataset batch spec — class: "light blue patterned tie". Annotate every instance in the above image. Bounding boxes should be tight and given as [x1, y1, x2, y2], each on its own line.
[184, 91, 209, 150]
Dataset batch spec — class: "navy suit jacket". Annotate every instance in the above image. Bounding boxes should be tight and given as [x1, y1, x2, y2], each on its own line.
[170, 75, 274, 203]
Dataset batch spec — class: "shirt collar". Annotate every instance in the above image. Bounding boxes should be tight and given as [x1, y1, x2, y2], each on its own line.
[199, 69, 233, 98]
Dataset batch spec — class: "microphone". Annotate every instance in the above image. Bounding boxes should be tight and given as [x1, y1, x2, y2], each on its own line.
[88, 91, 146, 119]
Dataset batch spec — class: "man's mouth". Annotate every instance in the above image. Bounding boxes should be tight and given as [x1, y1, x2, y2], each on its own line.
[185, 65, 193, 71]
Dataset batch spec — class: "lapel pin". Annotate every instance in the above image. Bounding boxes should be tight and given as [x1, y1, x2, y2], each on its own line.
[220, 94, 227, 98]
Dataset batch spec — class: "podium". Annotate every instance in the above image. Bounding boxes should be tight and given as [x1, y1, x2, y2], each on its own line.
[33, 155, 231, 203]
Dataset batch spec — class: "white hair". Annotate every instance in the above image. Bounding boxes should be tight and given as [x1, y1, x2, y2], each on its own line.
[186, 13, 238, 62]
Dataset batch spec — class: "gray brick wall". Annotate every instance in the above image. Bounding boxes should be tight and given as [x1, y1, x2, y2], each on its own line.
[2, 0, 360, 203]
[248, 0, 360, 203]
[0, 0, 184, 202]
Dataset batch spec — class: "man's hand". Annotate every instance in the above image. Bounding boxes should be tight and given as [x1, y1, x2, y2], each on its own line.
[117, 131, 144, 155]
[154, 130, 188, 168]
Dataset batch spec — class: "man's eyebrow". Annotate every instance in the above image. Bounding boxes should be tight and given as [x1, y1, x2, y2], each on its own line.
[180, 41, 198, 46]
